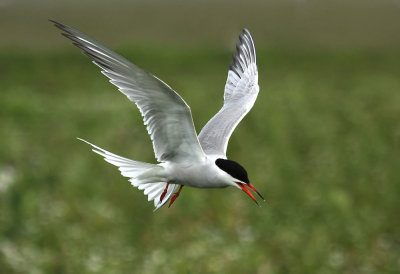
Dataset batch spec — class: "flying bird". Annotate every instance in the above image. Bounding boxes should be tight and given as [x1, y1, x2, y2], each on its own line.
[51, 20, 264, 210]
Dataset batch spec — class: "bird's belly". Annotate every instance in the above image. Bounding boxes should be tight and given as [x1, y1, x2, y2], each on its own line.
[165, 162, 226, 188]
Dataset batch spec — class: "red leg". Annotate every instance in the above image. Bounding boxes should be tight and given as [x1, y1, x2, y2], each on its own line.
[168, 185, 184, 208]
[159, 182, 170, 203]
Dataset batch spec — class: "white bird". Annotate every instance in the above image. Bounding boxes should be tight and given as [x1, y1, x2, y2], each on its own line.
[51, 20, 264, 210]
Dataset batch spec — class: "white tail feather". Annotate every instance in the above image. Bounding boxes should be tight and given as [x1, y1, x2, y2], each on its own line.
[78, 138, 177, 210]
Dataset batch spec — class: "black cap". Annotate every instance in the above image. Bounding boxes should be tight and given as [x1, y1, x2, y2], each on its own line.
[215, 159, 249, 184]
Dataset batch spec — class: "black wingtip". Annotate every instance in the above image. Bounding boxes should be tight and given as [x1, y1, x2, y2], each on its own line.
[49, 19, 61, 27]
[49, 19, 72, 34]
[241, 29, 254, 46]
[49, 19, 66, 33]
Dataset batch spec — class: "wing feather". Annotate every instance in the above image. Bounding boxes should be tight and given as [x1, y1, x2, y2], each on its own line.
[51, 20, 205, 163]
[198, 29, 259, 158]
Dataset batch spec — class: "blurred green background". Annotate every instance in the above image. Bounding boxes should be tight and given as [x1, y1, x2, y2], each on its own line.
[1, 0, 400, 273]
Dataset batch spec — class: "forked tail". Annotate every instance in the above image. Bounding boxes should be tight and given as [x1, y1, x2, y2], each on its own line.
[78, 138, 179, 210]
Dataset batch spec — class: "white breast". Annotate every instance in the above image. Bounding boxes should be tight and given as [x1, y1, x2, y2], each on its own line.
[161, 158, 233, 188]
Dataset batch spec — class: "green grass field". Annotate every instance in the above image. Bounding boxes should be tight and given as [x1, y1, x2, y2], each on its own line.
[1, 1, 400, 271]
[1, 45, 399, 273]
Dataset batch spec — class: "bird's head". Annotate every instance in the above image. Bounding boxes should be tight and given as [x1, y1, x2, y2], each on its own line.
[215, 158, 264, 205]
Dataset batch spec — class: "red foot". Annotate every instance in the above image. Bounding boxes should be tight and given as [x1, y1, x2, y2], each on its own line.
[160, 183, 170, 202]
[168, 185, 184, 208]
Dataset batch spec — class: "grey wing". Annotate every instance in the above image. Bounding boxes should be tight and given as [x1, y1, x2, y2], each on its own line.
[51, 20, 205, 163]
[198, 29, 259, 158]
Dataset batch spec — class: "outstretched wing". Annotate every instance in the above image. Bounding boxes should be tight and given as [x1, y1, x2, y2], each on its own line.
[198, 29, 259, 158]
[51, 20, 205, 163]
[78, 138, 179, 211]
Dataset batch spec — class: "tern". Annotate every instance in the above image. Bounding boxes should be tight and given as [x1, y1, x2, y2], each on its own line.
[51, 20, 264, 210]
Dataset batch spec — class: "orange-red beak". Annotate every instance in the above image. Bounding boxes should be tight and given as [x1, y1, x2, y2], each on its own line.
[247, 183, 265, 201]
[236, 182, 265, 205]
